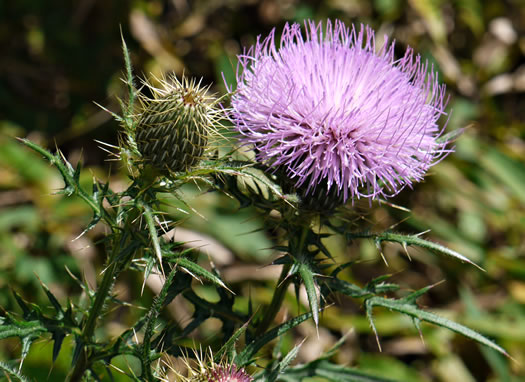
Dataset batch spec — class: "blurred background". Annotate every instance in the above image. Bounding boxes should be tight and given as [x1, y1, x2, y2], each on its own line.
[1, 0, 524, 381]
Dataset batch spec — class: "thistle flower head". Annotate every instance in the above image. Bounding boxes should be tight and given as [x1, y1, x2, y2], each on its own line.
[229, 20, 451, 207]
[160, 348, 252, 382]
[135, 75, 223, 173]
[195, 364, 252, 382]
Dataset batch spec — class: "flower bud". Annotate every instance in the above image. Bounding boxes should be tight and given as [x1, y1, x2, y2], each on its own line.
[136, 76, 219, 173]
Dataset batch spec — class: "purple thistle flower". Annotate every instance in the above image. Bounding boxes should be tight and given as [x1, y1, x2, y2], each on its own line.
[228, 20, 451, 204]
[207, 364, 252, 382]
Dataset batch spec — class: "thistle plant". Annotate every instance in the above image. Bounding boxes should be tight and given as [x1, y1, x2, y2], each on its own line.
[220, 18, 509, 370]
[1, 20, 512, 382]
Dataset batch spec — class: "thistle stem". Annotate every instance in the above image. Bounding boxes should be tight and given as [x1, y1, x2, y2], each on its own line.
[141, 265, 178, 381]
[255, 263, 292, 337]
[67, 234, 125, 381]
[255, 223, 310, 336]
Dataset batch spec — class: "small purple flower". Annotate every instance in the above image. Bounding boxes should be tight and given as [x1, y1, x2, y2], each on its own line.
[229, 20, 451, 202]
[208, 364, 252, 382]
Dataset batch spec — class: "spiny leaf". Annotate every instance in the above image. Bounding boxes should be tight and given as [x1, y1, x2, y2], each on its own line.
[0, 315, 46, 341]
[329, 261, 354, 278]
[73, 159, 82, 183]
[381, 232, 484, 271]
[1, 297, 75, 365]
[0, 362, 29, 382]
[323, 278, 370, 299]
[182, 290, 244, 324]
[298, 263, 319, 327]
[365, 274, 400, 294]
[74, 213, 102, 241]
[72, 338, 84, 366]
[142, 265, 179, 381]
[20, 335, 36, 369]
[276, 359, 398, 382]
[214, 321, 249, 362]
[12, 291, 32, 319]
[120, 31, 136, 118]
[350, 231, 484, 271]
[52, 331, 66, 363]
[16, 138, 103, 219]
[235, 311, 315, 367]
[320, 330, 353, 360]
[365, 295, 509, 357]
[400, 283, 438, 304]
[38, 279, 64, 319]
[139, 201, 163, 274]
[262, 341, 304, 382]
[170, 256, 232, 293]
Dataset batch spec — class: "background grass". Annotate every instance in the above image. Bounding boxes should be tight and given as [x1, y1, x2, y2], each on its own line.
[1, 0, 524, 381]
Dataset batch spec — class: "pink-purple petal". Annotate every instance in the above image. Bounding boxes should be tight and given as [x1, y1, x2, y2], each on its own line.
[229, 20, 450, 202]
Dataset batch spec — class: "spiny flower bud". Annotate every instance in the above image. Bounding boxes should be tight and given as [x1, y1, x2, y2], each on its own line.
[135, 75, 221, 173]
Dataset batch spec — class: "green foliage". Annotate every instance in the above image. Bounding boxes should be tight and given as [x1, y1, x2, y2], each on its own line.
[0, 362, 29, 382]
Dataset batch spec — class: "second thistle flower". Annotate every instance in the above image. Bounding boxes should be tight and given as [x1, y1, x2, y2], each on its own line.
[135, 76, 221, 173]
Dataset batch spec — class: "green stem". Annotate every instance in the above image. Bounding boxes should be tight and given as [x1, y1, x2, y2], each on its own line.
[67, 241, 123, 381]
[255, 263, 292, 337]
[256, 224, 310, 336]
[141, 265, 178, 381]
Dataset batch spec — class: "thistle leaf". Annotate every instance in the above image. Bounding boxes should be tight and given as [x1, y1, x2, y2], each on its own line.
[349, 231, 484, 271]
[259, 341, 304, 382]
[235, 311, 315, 367]
[171, 257, 232, 293]
[214, 321, 249, 362]
[277, 359, 398, 382]
[379, 232, 484, 270]
[365, 295, 509, 357]
[20, 335, 35, 369]
[0, 315, 46, 342]
[0, 362, 29, 382]
[52, 331, 66, 363]
[16, 138, 103, 220]
[120, 32, 136, 117]
[12, 291, 32, 319]
[71, 338, 84, 366]
[298, 263, 319, 327]
[139, 201, 163, 273]
[73, 160, 82, 183]
[38, 280, 64, 319]
[323, 278, 370, 298]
